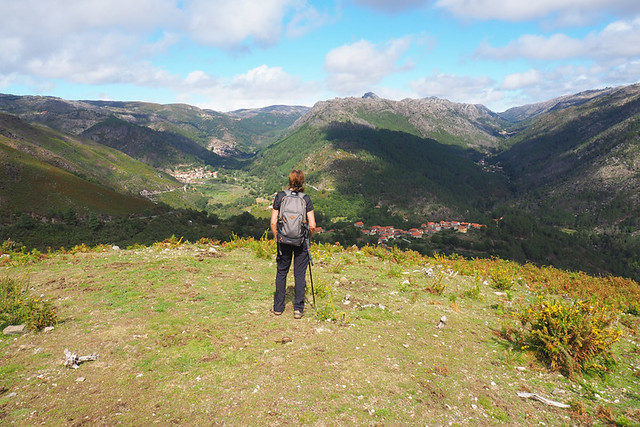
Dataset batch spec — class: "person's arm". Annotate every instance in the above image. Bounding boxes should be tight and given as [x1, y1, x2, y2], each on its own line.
[307, 210, 316, 237]
[270, 208, 279, 239]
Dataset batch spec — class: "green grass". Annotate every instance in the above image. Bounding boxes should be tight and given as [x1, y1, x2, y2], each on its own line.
[0, 241, 638, 425]
[0, 139, 157, 216]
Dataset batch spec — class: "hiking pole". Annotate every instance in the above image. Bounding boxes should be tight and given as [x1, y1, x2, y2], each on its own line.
[305, 232, 316, 308]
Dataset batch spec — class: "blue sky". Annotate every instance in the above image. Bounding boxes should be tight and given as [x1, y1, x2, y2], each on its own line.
[1, 0, 639, 112]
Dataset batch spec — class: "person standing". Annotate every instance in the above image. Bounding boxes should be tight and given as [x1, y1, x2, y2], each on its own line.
[270, 170, 316, 318]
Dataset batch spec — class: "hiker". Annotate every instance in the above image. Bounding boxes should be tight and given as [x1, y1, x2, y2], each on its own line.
[270, 170, 316, 318]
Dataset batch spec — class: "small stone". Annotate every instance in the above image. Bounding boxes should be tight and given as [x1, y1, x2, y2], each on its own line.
[208, 247, 218, 253]
[3, 325, 26, 335]
[76, 377, 86, 383]
[112, 245, 121, 251]
[44, 326, 55, 333]
[6, 392, 17, 398]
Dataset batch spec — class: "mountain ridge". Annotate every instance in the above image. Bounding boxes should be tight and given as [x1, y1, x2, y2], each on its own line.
[2, 84, 639, 228]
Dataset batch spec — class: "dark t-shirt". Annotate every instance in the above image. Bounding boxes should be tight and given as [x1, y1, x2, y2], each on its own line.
[273, 191, 314, 212]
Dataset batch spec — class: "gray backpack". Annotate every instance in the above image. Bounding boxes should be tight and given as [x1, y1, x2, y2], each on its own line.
[277, 190, 308, 246]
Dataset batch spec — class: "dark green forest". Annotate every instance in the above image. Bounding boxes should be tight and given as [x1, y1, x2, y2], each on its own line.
[3, 206, 639, 283]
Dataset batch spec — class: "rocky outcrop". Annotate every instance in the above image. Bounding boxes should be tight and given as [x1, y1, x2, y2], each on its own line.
[292, 94, 506, 150]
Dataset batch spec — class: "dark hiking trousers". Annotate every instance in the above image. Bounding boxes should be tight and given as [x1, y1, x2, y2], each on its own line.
[274, 243, 308, 313]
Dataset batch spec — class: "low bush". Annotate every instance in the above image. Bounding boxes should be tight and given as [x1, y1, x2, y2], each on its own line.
[518, 296, 622, 378]
[0, 276, 57, 331]
[0, 239, 47, 266]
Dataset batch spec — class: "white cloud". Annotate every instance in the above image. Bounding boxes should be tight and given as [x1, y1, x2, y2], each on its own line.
[184, 0, 327, 48]
[0, 0, 327, 94]
[184, 0, 291, 48]
[185, 71, 214, 86]
[231, 65, 301, 93]
[0, 0, 177, 88]
[495, 61, 640, 111]
[476, 34, 583, 61]
[476, 17, 640, 61]
[286, 4, 333, 38]
[178, 65, 322, 111]
[434, 0, 640, 25]
[325, 38, 413, 94]
[0, 0, 174, 38]
[0, 73, 20, 90]
[501, 70, 542, 90]
[409, 72, 502, 106]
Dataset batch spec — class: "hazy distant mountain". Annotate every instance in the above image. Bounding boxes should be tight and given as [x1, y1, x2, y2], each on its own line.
[0, 95, 309, 167]
[226, 105, 310, 119]
[498, 88, 617, 124]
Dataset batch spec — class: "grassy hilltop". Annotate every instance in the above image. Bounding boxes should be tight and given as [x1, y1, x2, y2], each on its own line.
[1, 238, 639, 425]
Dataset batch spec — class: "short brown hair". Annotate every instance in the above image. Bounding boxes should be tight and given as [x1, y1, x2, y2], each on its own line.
[288, 170, 305, 192]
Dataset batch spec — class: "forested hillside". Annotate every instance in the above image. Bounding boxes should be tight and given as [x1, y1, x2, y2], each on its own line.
[496, 84, 640, 229]
[251, 122, 509, 222]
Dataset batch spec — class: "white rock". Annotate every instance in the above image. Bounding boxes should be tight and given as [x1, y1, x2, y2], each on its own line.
[3, 325, 26, 335]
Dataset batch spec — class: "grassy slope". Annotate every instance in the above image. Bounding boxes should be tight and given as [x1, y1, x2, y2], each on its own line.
[0, 143, 155, 216]
[0, 113, 182, 194]
[1, 242, 638, 425]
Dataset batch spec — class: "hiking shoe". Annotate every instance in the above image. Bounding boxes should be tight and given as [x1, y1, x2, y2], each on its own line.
[272, 310, 283, 316]
[294, 310, 303, 319]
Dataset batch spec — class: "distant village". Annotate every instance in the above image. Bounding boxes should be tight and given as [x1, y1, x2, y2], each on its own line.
[169, 167, 218, 184]
[311, 220, 485, 245]
[354, 221, 485, 244]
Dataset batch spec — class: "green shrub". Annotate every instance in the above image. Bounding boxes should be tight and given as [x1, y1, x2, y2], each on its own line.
[518, 297, 622, 378]
[0, 276, 57, 331]
[626, 301, 640, 316]
[462, 283, 482, 300]
[153, 234, 186, 249]
[0, 239, 46, 266]
[489, 265, 517, 290]
[425, 271, 447, 295]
